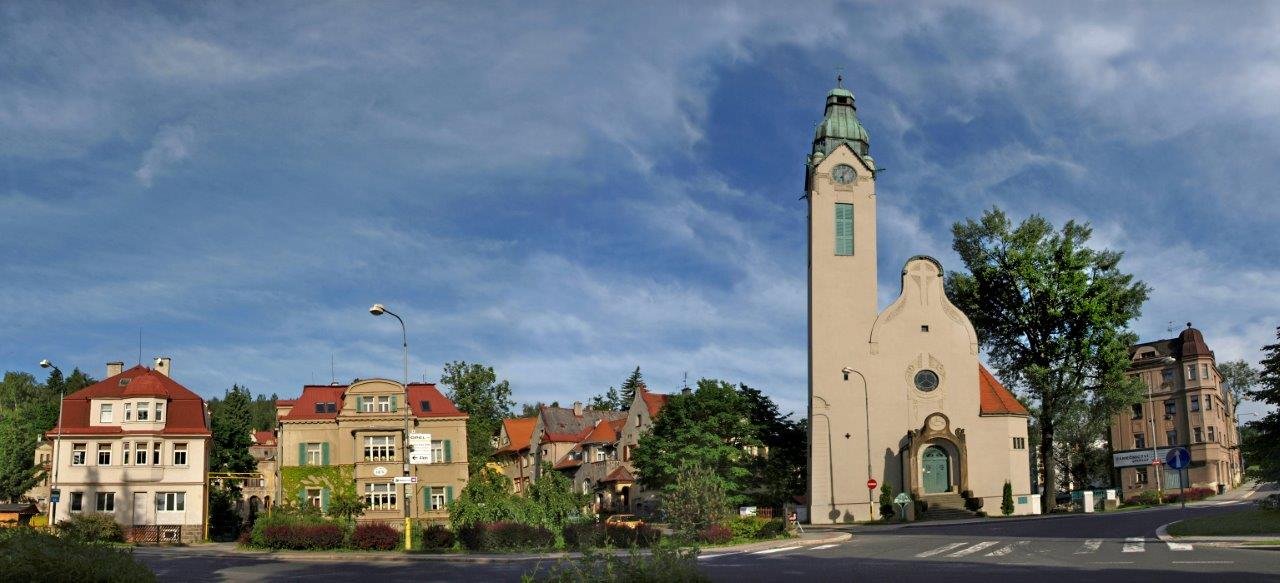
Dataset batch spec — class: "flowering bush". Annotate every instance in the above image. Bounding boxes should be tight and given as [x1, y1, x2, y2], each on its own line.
[458, 521, 555, 552]
[698, 523, 732, 544]
[259, 524, 344, 550]
[420, 524, 456, 551]
[1166, 487, 1216, 504]
[351, 523, 400, 551]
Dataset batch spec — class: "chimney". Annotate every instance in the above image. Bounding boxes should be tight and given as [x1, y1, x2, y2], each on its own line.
[106, 361, 124, 377]
[572, 401, 583, 416]
[154, 357, 172, 377]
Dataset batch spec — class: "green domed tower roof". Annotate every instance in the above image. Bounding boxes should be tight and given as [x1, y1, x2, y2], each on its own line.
[812, 78, 870, 158]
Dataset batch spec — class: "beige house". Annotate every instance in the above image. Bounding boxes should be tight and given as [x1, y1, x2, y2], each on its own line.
[24, 441, 52, 511]
[805, 81, 1035, 523]
[494, 417, 537, 493]
[613, 386, 669, 515]
[240, 430, 278, 518]
[1111, 325, 1242, 496]
[276, 379, 468, 525]
[43, 359, 211, 542]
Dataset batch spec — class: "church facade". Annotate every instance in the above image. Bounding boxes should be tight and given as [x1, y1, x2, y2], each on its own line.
[805, 81, 1037, 523]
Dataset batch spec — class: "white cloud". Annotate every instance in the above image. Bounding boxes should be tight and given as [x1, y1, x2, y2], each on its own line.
[135, 124, 195, 187]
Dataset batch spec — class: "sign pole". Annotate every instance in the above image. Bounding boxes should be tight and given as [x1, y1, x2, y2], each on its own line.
[1180, 468, 1186, 510]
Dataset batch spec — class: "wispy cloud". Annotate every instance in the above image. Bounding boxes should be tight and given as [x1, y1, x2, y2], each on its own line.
[135, 124, 195, 187]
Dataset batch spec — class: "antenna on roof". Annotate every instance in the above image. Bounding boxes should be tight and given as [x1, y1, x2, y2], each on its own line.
[682, 371, 688, 390]
[1167, 321, 1174, 336]
[330, 353, 336, 385]
[138, 328, 143, 366]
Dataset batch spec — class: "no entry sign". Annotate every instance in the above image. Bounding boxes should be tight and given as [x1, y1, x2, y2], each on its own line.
[867, 478, 878, 490]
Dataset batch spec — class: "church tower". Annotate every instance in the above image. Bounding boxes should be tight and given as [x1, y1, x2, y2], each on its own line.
[807, 79, 879, 522]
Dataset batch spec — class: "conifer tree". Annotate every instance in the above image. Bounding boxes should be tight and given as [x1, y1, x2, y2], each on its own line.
[620, 367, 644, 410]
[1243, 326, 1280, 483]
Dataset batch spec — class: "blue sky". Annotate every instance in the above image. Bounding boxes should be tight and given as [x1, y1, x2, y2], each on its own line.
[3, 2, 1278, 419]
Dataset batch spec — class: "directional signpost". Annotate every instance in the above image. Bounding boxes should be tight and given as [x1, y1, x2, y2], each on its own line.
[1166, 447, 1191, 509]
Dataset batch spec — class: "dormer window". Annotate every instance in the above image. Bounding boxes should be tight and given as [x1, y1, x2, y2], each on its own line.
[358, 396, 374, 412]
[137, 402, 150, 421]
[315, 402, 325, 414]
[155, 402, 164, 422]
[420, 400, 431, 412]
[377, 395, 391, 412]
[99, 404, 114, 423]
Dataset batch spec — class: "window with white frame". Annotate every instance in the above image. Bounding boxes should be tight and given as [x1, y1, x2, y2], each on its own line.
[1208, 426, 1217, 442]
[432, 442, 445, 463]
[71, 443, 86, 465]
[358, 396, 375, 412]
[152, 442, 162, 465]
[157, 492, 185, 512]
[306, 443, 322, 465]
[70, 491, 84, 512]
[1135, 468, 1148, 484]
[97, 443, 111, 465]
[123, 442, 131, 465]
[1190, 396, 1200, 412]
[96, 492, 114, 512]
[99, 404, 113, 423]
[155, 402, 164, 421]
[364, 435, 396, 461]
[1193, 427, 1203, 442]
[595, 449, 607, 462]
[364, 483, 396, 510]
[137, 402, 150, 421]
[1187, 365, 1197, 381]
[1202, 364, 1210, 379]
[430, 487, 447, 511]
[1206, 396, 1213, 410]
[124, 403, 133, 421]
[377, 395, 391, 412]
[306, 488, 322, 508]
[173, 443, 188, 466]
[134, 441, 148, 465]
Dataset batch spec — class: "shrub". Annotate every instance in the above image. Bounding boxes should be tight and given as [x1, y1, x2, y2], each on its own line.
[421, 523, 456, 551]
[1258, 493, 1280, 512]
[698, 523, 732, 544]
[1002, 481, 1015, 516]
[55, 513, 125, 543]
[757, 518, 786, 539]
[351, 523, 400, 551]
[531, 543, 708, 582]
[606, 525, 662, 548]
[663, 462, 729, 540]
[728, 516, 766, 540]
[1167, 487, 1215, 504]
[1125, 490, 1162, 507]
[0, 527, 156, 582]
[562, 522, 605, 550]
[260, 523, 344, 550]
[247, 510, 328, 548]
[458, 521, 554, 552]
[879, 483, 895, 520]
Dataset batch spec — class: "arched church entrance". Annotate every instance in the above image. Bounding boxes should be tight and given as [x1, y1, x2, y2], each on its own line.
[922, 446, 951, 494]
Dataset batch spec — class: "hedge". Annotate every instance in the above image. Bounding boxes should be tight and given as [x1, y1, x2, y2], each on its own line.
[420, 524, 456, 551]
[259, 524, 344, 550]
[458, 521, 555, 552]
[351, 523, 400, 551]
[55, 513, 125, 543]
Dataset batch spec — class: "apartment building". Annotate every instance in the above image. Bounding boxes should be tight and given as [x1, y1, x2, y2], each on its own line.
[275, 379, 468, 524]
[1110, 324, 1242, 496]
[241, 430, 278, 517]
[43, 359, 211, 542]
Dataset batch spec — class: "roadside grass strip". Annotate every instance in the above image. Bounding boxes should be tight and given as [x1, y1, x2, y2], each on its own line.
[947, 541, 1000, 557]
[1074, 539, 1103, 554]
[1121, 537, 1145, 553]
[915, 542, 969, 557]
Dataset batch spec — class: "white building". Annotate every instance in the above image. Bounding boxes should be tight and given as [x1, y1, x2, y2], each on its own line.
[45, 359, 210, 542]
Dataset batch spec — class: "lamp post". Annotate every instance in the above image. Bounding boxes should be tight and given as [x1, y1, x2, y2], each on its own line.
[370, 303, 412, 549]
[842, 367, 875, 521]
[40, 359, 65, 527]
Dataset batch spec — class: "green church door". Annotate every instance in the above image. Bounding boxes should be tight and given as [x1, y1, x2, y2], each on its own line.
[922, 446, 950, 494]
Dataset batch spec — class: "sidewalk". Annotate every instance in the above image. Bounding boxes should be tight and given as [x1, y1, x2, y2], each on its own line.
[132, 530, 852, 564]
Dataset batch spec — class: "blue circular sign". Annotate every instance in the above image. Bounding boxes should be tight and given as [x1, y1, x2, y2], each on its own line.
[1166, 447, 1191, 470]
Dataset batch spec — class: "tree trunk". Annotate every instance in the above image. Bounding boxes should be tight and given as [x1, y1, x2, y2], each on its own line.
[1040, 424, 1056, 512]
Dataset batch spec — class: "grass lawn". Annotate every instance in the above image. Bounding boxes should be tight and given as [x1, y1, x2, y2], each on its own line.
[1168, 509, 1280, 537]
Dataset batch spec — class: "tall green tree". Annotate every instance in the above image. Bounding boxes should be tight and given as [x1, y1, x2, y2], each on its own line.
[946, 208, 1149, 510]
[587, 386, 624, 412]
[739, 384, 806, 507]
[662, 461, 729, 539]
[0, 369, 94, 502]
[619, 367, 644, 409]
[1243, 326, 1280, 483]
[1219, 360, 1259, 408]
[633, 379, 758, 506]
[210, 385, 256, 473]
[440, 361, 514, 474]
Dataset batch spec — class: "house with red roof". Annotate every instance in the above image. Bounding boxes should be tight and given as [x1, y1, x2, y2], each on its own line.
[493, 417, 537, 493]
[239, 430, 278, 518]
[42, 359, 211, 542]
[275, 378, 468, 525]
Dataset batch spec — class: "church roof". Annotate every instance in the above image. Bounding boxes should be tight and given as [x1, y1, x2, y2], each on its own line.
[813, 81, 870, 157]
[978, 365, 1028, 416]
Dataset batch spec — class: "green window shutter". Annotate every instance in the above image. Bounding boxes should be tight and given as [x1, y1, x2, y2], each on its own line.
[298, 443, 307, 466]
[445, 486, 453, 505]
[835, 203, 854, 256]
[321, 442, 330, 466]
[424, 488, 431, 511]
[297, 488, 306, 507]
[321, 488, 329, 513]
[443, 440, 452, 463]
[390, 395, 398, 412]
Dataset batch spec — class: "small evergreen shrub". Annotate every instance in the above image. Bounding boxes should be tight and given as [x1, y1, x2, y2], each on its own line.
[757, 519, 786, 538]
[420, 524, 456, 551]
[878, 483, 895, 520]
[351, 523, 400, 551]
[55, 513, 125, 543]
[727, 516, 766, 540]
[698, 523, 732, 544]
[1001, 481, 1015, 516]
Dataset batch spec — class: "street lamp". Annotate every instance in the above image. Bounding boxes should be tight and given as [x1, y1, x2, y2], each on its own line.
[369, 303, 412, 549]
[40, 359, 65, 527]
[842, 367, 875, 521]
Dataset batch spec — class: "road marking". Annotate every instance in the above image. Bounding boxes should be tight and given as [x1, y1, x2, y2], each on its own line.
[1074, 539, 1103, 554]
[1091, 561, 1135, 565]
[1166, 541, 1193, 551]
[809, 544, 839, 550]
[1244, 490, 1257, 499]
[949, 541, 1000, 557]
[916, 542, 969, 558]
[1173, 561, 1234, 564]
[753, 546, 801, 555]
[1121, 537, 1145, 553]
[986, 541, 1030, 557]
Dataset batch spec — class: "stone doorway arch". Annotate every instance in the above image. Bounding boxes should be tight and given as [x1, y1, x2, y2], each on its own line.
[905, 413, 969, 498]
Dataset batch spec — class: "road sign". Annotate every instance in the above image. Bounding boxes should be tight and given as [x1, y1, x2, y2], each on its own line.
[393, 476, 418, 484]
[867, 478, 878, 490]
[408, 432, 433, 465]
[1166, 447, 1191, 470]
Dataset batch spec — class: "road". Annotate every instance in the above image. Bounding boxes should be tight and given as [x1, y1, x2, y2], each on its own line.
[135, 496, 1278, 582]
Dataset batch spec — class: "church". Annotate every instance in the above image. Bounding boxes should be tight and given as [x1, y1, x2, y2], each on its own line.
[805, 79, 1037, 523]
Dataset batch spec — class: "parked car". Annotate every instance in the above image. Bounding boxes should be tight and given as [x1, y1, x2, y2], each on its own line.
[605, 514, 644, 528]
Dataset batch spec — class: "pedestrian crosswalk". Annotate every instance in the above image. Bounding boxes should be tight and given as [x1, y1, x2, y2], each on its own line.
[913, 538, 1194, 559]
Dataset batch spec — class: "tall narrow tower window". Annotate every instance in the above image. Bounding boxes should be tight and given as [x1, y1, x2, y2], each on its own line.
[835, 203, 854, 256]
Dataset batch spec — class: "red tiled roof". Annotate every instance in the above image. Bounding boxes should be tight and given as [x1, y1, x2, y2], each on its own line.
[601, 466, 634, 483]
[553, 447, 583, 470]
[279, 382, 465, 421]
[49, 365, 210, 437]
[253, 430, 276, 446]
[639, 387, 668, 418]
[580, 419, 620, 445]
[496, 417, 537, 454]
[978, 365, 1029, 416]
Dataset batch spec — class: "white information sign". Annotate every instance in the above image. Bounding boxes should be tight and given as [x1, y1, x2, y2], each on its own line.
[1112, 447, 1174, 468]
[409, 432, 433, 465]
[393, 476, 418, 484]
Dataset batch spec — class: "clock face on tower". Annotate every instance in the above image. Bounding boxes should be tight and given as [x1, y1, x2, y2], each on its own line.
[831, 164, 856, 184]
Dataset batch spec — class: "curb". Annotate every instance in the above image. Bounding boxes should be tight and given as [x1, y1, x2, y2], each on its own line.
[1157, 519, 1280, 548]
